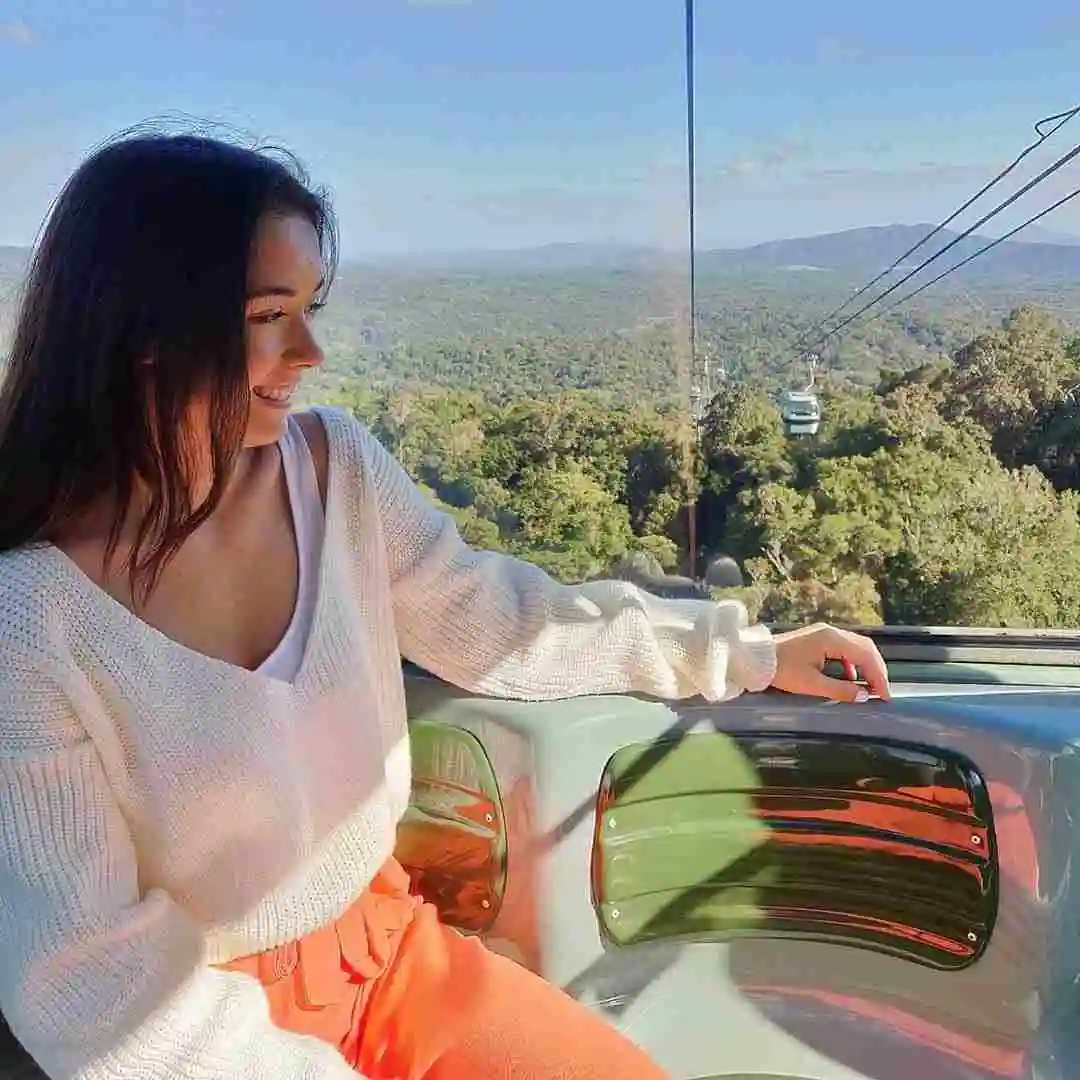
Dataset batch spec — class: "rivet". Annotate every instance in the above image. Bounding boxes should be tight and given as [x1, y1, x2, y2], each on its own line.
[481, 898, 491, 910]
[611, 908, 621, 920]
[971, 835, 982, 845]
[484, 812, 495, 824]
[608, 816, 617, 828]
[967, 932, 978, 943]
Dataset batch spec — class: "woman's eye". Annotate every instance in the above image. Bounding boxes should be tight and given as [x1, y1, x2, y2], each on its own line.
[248, 302, 323, 325]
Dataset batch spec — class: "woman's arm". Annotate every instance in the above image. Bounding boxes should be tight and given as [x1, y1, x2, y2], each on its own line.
[326, 409, 890, 704]
[334, 411, 777, 702]
[0, 654, 367, 1080]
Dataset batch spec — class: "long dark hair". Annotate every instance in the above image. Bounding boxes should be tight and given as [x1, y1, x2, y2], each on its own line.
[0, 125, 338, 601]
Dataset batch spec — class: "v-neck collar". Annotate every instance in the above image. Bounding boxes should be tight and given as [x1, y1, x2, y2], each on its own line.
[35, 411, 339, 691]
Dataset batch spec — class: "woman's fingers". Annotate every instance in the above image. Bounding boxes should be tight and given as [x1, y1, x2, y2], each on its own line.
[789, 665, 871, 703]
[832, 627, 892, 701]
[771, 623, 892, 703]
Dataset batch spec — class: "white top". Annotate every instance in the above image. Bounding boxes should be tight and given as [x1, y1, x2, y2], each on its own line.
[257, 414, 326, 683]
[0, 406, 777, 1080]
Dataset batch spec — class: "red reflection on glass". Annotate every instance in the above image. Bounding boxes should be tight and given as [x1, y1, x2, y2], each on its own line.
[395, 777, 504, 932]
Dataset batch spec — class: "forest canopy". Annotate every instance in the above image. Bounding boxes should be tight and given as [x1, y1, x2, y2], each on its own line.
[320, 305, 1080, 629]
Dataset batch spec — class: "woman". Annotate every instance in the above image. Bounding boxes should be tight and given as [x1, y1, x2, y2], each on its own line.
[0, 131, 890, 1080]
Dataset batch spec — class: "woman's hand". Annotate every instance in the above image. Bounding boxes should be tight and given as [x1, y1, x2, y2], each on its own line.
[771, 623, 891, 703]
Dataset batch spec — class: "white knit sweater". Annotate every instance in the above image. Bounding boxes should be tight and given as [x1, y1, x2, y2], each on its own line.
[0, 406, 778, 1080]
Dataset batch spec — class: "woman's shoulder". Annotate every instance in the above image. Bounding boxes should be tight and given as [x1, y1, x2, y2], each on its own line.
[297, 406, 396, 498]
[0, 547, 84, 746]
[0, 544, 72, 653]
[301, 404, 373, 456]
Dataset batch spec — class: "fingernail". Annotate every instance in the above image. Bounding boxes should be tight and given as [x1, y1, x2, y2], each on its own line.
[854, 689, 870, 703]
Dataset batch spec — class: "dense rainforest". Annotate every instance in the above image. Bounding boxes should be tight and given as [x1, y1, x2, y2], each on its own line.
[314, 303, 1080, 629]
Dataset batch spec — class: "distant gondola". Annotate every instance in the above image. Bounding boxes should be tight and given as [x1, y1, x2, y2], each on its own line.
[779, 389, 821, 436]
[780, 353, 821, 436]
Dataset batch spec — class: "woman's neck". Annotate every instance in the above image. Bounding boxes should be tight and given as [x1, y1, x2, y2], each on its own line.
[54, 443, 273, 572]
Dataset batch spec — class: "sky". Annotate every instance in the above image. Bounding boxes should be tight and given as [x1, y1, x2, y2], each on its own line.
[2, 0, 1080, 255]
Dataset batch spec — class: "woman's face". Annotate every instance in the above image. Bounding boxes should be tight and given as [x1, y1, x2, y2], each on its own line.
[241, 211, 326, 447]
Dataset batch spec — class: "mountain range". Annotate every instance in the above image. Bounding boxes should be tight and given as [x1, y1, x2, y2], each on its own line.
[4, 223, 1080, 283]
[699, 224, 1080, 283]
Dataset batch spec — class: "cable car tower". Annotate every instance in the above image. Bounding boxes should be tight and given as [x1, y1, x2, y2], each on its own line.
[689, 339, 720, 424]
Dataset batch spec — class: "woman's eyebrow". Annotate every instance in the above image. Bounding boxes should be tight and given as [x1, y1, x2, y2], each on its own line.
[246, 279, 325, 301]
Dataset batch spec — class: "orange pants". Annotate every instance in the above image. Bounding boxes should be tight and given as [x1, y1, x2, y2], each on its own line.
[220, 858, 668, 1079]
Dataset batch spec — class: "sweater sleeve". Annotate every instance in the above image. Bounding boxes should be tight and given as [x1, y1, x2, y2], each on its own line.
[0, 655, 366, 1080]
[338, 412, 777, 702]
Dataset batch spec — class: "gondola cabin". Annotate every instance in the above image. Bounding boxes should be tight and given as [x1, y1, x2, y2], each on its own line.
[779, 388, 822, 436]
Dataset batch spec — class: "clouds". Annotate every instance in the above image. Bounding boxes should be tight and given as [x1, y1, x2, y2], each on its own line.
[715, 138, 809, 178]
[786, 153, 1079, 202]
[720, 160, 758, 178]
[813, 36, 873, 64]
[799, 161, 991, 186]
[687, 149, 1080, 248]
[0, 20, 32, 45]
[705, 154, 1003, 199]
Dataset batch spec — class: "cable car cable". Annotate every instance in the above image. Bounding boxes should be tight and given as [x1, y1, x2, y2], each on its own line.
[801, 136, 1080, 351]
[792, 103, 1080, 355]
[683, 0, 702, 573]
[861, 181, 1080, 324]
[685, 0, 698, 410]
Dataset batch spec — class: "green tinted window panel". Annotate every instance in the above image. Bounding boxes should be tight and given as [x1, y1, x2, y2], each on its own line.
[395, 721, 507, 934]
[592, 732, 997, 970]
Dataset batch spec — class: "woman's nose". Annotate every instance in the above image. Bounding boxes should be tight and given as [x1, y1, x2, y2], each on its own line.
[289, 318, 324, 368]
